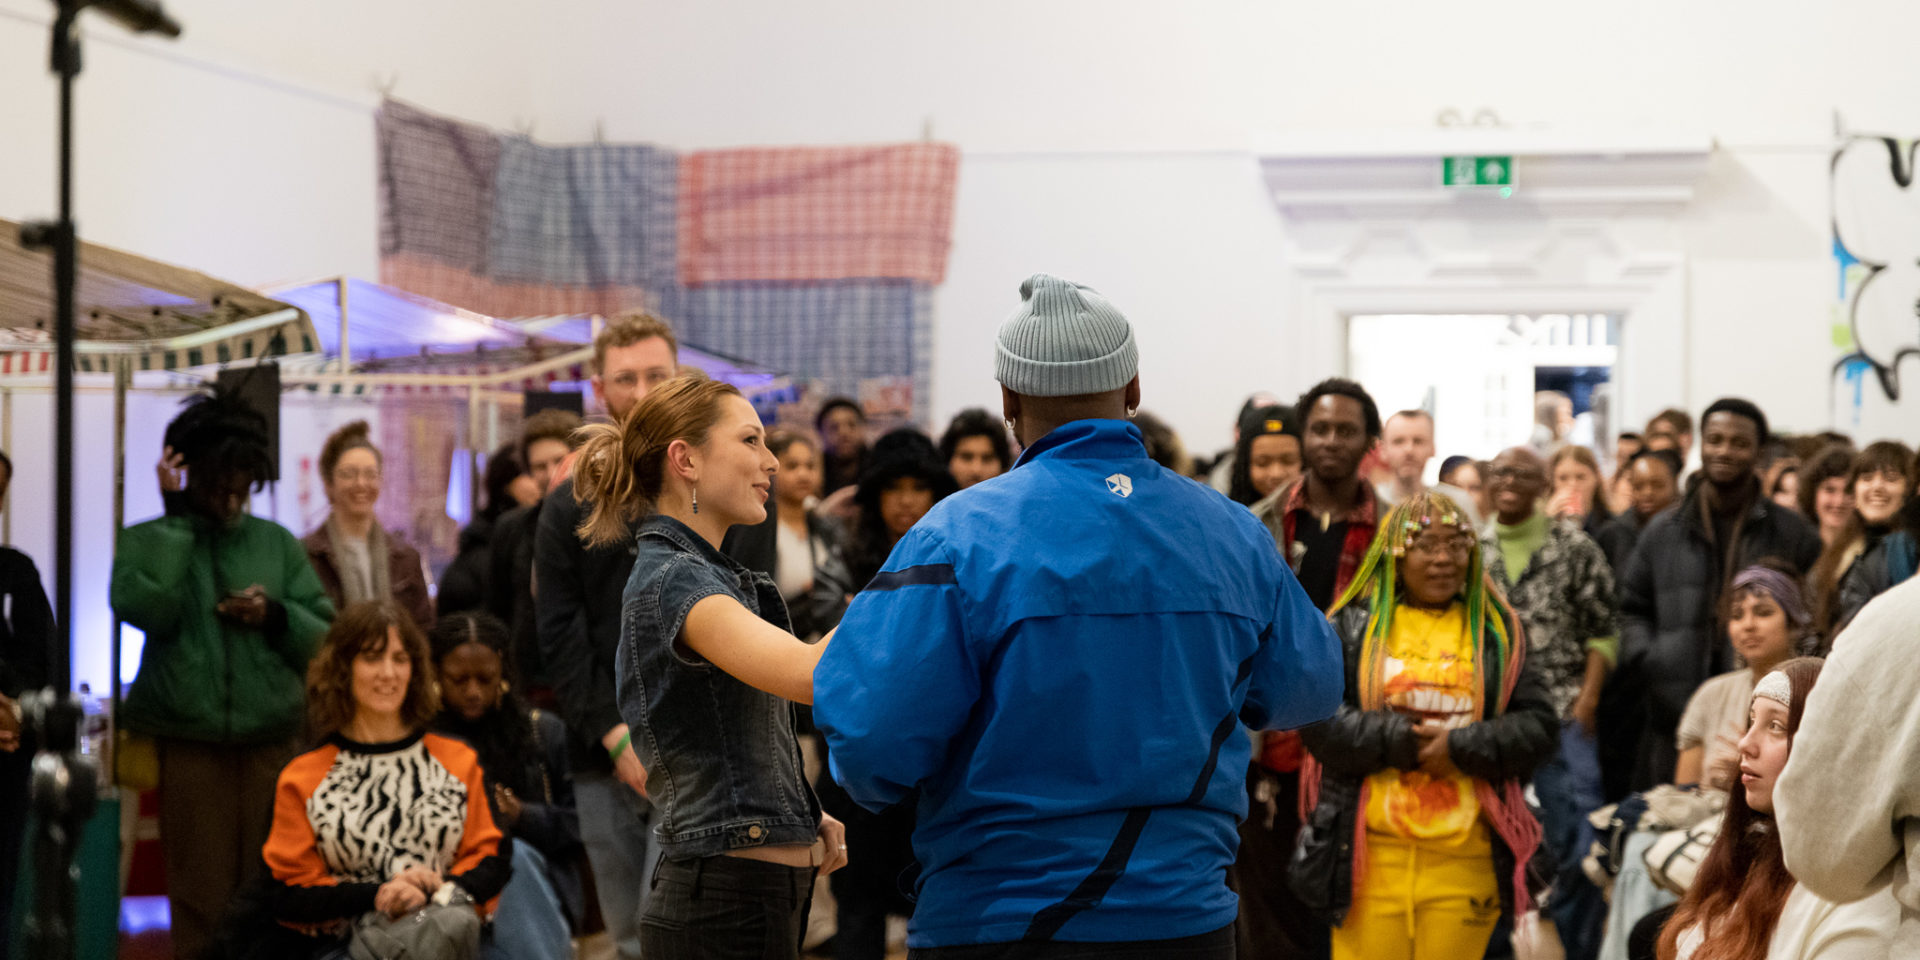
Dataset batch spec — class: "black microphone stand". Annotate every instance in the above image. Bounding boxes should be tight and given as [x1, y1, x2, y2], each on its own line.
[17, 4, 177, 957]
[19, 0, 182, 696]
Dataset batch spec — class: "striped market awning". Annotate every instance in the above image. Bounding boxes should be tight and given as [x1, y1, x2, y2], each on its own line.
[0, 217, 319, 375]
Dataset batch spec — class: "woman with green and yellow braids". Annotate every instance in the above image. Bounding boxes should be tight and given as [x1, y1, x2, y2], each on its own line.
[1290, 490, 1557, 960]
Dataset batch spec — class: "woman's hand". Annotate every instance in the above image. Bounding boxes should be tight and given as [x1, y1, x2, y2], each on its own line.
[1548, 489, 1585, 520]
[375, 877, 428, 917]
[602, 724, 649, 798]
[1414, 721, 1459, 778]
[494, 784, 523, 825]
[817, 813, 849, 877]
[394, 864, 443, 895]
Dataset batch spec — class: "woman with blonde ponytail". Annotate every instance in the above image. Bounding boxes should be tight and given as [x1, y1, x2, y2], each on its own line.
[570, 375, 846, 960]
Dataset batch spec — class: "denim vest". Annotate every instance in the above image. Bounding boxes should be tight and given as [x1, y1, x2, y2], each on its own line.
[619, 515, 820, 860]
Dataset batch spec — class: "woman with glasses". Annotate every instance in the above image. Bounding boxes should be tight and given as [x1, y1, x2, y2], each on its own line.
[303, 421, 435, 631]
[1292, 490, 1557, 960]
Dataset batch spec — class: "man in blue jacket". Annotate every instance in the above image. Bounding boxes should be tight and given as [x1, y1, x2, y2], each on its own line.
[813, 274, 1345, 958]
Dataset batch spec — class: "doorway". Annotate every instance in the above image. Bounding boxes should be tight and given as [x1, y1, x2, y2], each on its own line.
[1346, 312, 1620, 466]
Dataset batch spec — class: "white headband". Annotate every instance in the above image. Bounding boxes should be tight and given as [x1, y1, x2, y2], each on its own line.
[1753, 670, 1792, 711]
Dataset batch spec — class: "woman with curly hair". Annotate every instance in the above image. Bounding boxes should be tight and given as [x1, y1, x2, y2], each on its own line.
[250, 601, 508, 959]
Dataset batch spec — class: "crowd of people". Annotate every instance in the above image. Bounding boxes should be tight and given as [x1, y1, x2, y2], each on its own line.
[0, 275, 1917, 960]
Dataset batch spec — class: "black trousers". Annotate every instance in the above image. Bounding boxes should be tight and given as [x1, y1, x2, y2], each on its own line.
[909, 924, 1235, 960]
[640, 855, 816, 960]
[1230, 767, 1329, 960]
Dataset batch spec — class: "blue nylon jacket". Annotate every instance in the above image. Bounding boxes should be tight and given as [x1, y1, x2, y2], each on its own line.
[812, 419, 1343, 947]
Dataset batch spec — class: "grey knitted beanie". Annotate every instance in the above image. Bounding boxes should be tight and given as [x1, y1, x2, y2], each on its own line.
[993, 274, 1138, 398]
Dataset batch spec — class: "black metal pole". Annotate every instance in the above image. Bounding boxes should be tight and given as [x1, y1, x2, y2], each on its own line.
[51, 1, 78, 696]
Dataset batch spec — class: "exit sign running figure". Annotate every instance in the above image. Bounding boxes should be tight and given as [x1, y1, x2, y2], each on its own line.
[1443, 155, 1514, 189]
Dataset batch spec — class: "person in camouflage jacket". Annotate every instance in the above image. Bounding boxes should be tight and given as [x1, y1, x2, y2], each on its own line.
[1481, 446, 1618, 960]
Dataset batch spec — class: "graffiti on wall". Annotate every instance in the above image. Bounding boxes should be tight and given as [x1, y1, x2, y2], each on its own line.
[1831, 136, 1920, 437]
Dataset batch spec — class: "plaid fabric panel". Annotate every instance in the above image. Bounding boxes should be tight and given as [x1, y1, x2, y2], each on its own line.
[678, 144, 959, 286]
[380, 253, 650, 320]
[487, 138, 679, 289]
[653, 280, 924, 400]
[376, 100, 501, 272]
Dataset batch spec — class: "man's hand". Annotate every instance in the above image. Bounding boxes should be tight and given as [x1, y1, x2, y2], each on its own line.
[1571, 690, 1600, 738]
[603, 724, 649, 797]
[157, 446, 186, 494]
[817, 813, 849, 877]
[374, 877, 427, 917]
[1414, 721, 1459, 778]
[215, 585, 269, 627]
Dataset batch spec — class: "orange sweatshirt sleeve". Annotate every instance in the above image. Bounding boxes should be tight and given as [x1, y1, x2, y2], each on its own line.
[424, 734, 512, 913]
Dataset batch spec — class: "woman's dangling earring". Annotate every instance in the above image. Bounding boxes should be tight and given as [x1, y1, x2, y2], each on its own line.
[691, 484, 699, 515]
[497, 680, 510, 696]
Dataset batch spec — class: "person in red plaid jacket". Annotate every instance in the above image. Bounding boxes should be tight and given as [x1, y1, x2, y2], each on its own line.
[1240, 377, 1385, 960]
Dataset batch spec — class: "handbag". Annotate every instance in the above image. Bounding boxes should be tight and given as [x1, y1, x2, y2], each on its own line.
[346, 901, 481, 960]
[1644, 812, 1722, 896]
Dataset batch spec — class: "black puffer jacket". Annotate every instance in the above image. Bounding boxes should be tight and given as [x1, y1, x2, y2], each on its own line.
[1291, 604, 1557, 927]
[1832, 529, 1918, 636]
[1614, 483, 1819, 786]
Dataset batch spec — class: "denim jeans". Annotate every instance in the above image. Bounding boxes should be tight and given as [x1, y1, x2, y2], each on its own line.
[908, 924, 1235, 960]
[578, 775, 658, 960]
[1598, 832, 1678, 960]
[487, 842, 572, 960]
[640, 856, 814, 960]
[1535, 721, 1607, 960]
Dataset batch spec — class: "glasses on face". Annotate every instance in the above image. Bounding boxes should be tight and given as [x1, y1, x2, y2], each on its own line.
[1488, 465, 1543, 484]
[1407, 532, 1474, 558]
[610, 368, 674, 390]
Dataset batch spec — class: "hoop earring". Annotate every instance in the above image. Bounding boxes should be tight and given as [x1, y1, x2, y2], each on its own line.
[1003, 419, 1015, 434]
[1125, 407, 1138, 419]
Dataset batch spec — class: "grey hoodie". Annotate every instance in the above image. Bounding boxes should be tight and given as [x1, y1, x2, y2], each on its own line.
[1776, 577, 1920, 953]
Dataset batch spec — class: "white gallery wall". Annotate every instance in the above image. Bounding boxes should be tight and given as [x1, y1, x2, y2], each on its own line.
[4, 0, 1920, 687]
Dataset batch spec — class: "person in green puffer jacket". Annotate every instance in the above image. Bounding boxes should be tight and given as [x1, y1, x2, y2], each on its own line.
[110, 381, 333, 960]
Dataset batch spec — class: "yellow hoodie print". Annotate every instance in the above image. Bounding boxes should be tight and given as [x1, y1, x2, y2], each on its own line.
[1364, 604, 1487, 848]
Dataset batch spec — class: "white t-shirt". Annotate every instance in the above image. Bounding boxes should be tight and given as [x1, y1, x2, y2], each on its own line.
[774, 521, 813, 598]
[1676, 670, 1755, 788]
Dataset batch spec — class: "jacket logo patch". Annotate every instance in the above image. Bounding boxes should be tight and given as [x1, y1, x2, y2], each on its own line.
[1105, 473, 1133, 498]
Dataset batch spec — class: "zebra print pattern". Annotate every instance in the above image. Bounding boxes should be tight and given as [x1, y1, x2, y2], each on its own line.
[305, 738, 470, 883]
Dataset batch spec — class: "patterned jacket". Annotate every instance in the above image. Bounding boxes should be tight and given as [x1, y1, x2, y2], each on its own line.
[1482, 519, 1619, 719]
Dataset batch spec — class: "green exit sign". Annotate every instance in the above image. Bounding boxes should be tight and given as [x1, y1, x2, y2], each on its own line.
[1443, 155, 1514, 189]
